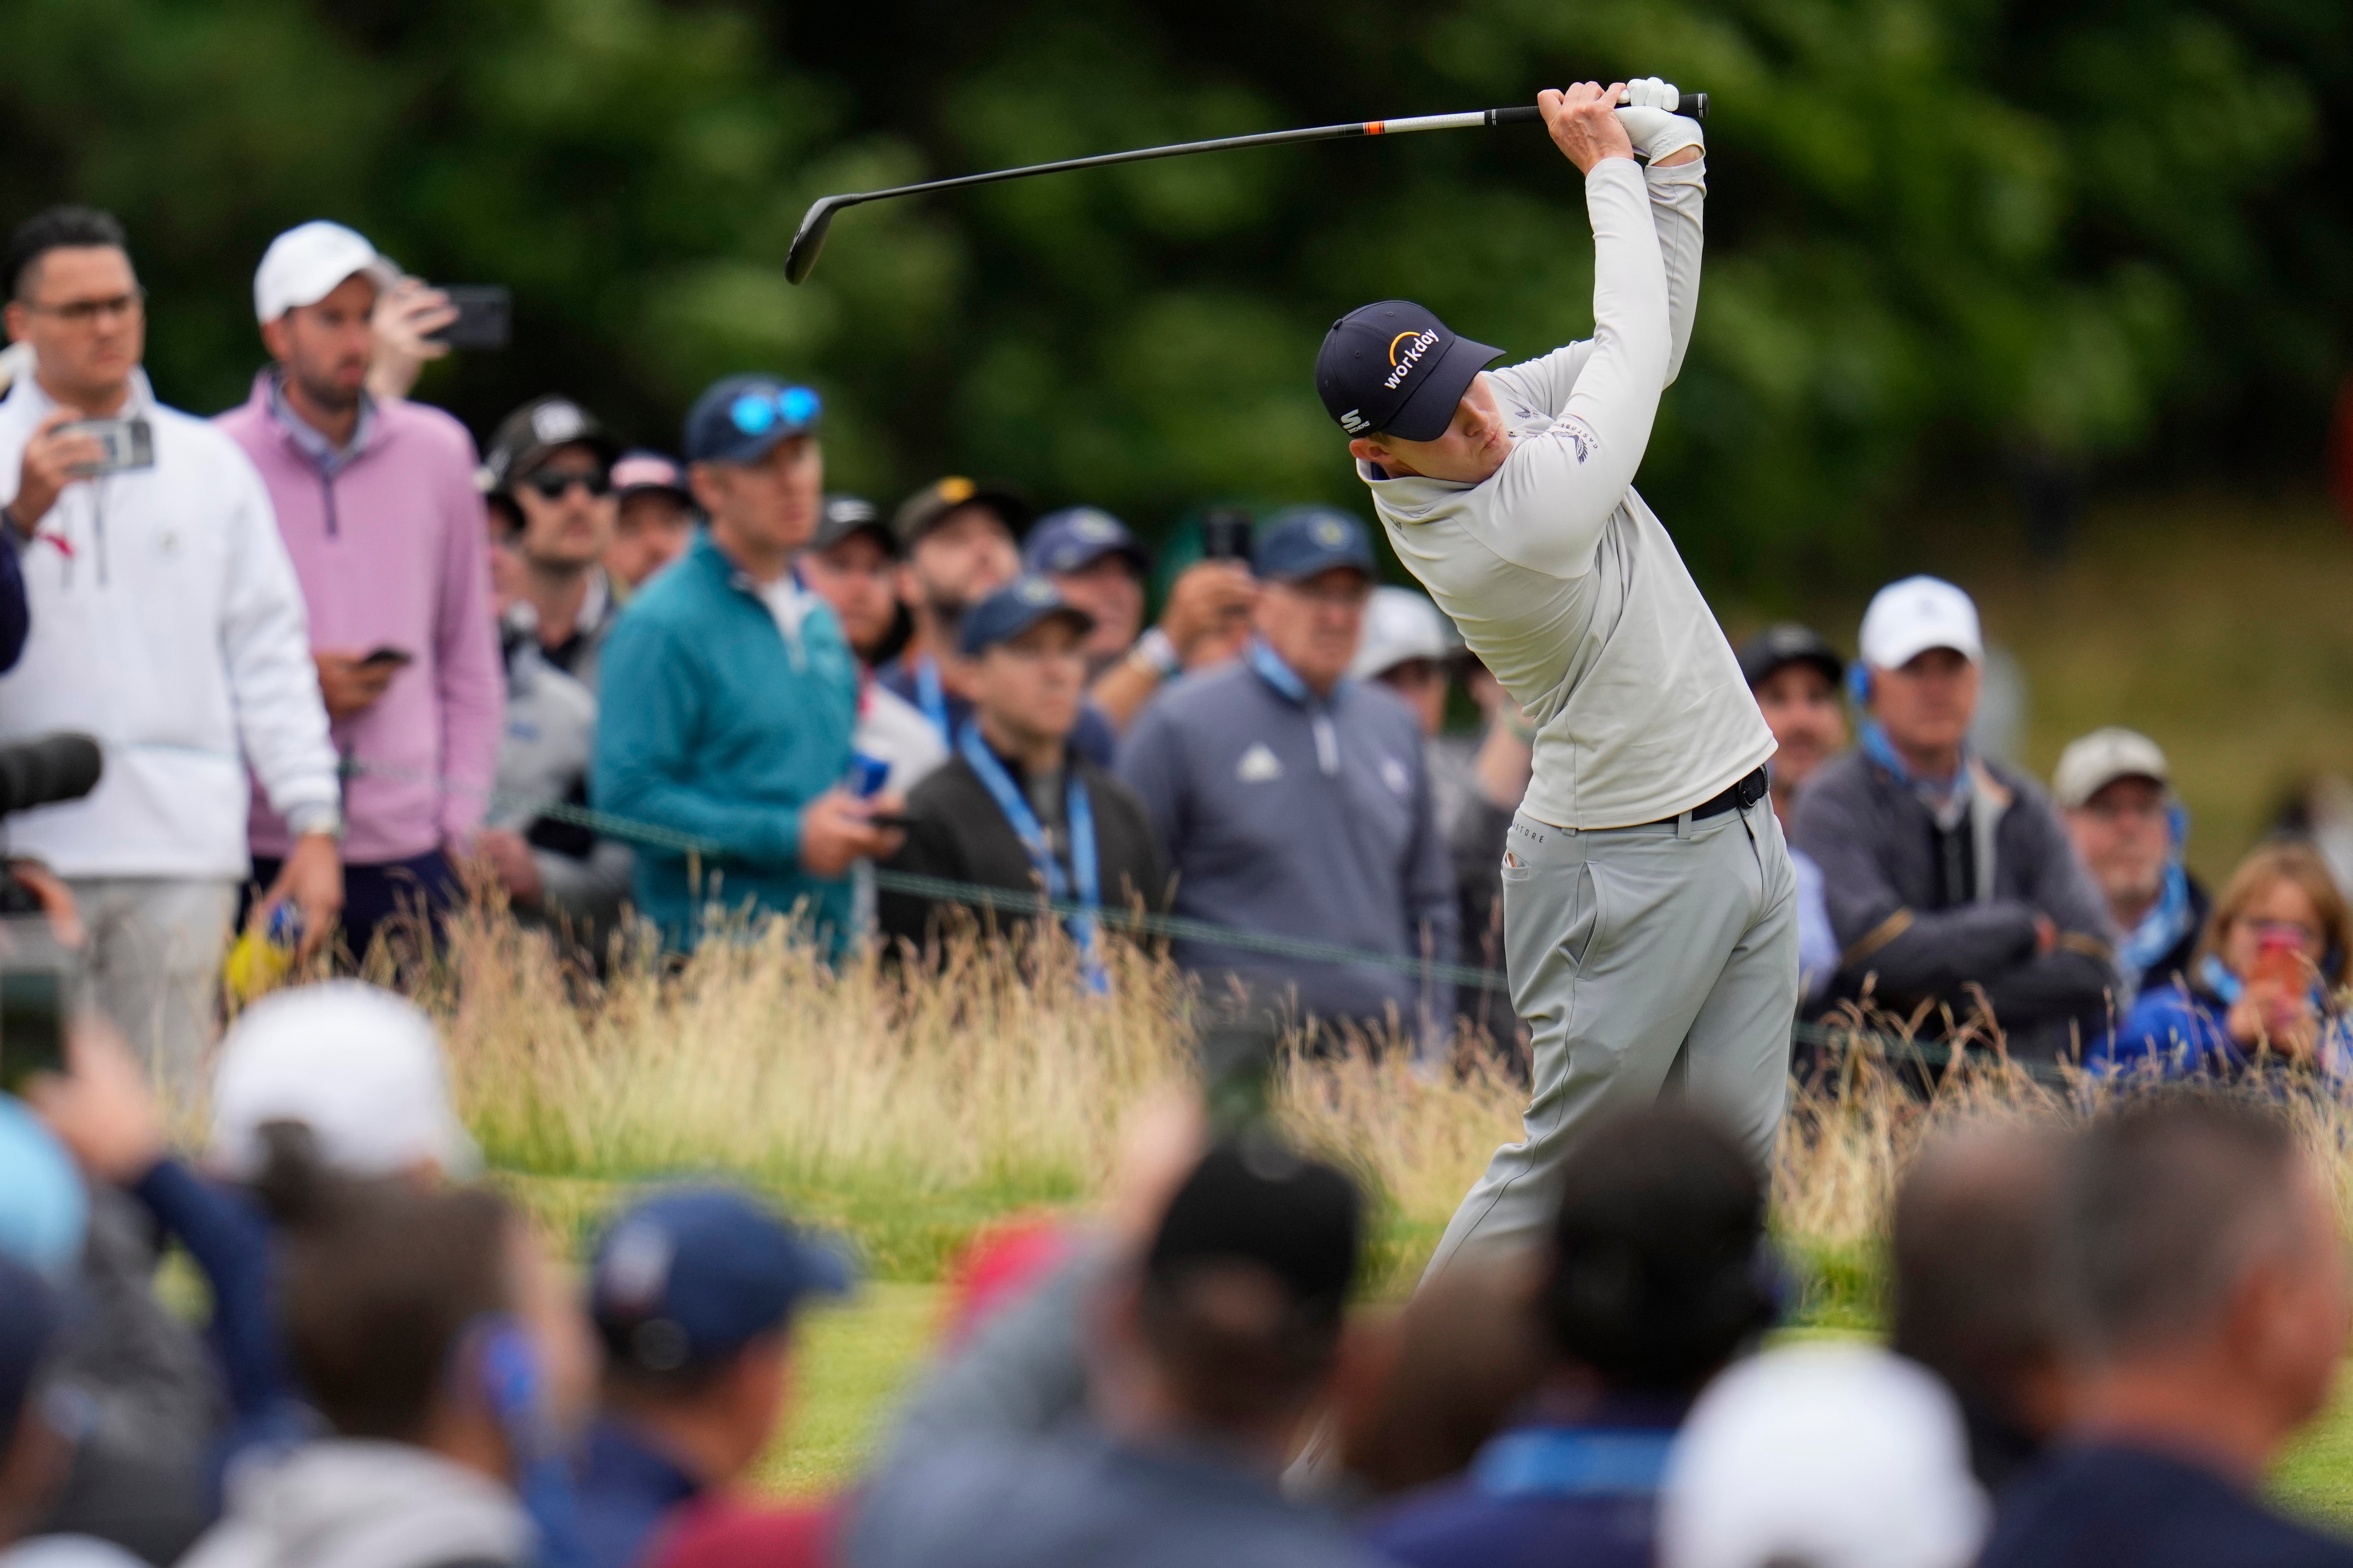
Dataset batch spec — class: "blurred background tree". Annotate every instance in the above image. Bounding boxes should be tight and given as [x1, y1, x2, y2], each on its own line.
[1, 0, 2344, 587]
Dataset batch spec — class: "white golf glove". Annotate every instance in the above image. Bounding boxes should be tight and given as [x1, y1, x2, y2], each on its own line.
[1615, 77, 1704, 163]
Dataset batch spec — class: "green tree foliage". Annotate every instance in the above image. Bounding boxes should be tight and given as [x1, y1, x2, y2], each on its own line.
[2, 0, 2343, 581]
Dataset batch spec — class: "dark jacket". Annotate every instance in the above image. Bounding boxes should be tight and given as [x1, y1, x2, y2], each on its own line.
[1978, 1442, 2353, 1568]
[878, 747, 1167, 955]
[1792, 749, 2118, 1056]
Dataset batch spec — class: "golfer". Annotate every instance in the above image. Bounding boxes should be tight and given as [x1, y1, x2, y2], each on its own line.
[1318, 80, 1794, 1276]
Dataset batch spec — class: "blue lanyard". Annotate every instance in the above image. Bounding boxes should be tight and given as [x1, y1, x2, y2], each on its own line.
[1471, 1427, 1676, 1499]
[915, 654, 953, 744]
[1247, 639, 1341, 777]
[958, 723, 1107, 993]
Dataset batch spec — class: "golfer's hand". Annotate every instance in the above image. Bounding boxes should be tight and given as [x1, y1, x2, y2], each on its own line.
[798, 789, 903, 878]
[1540, 83, 1636, 175]
[13, 410, 108, 532]
[1614, 77, 1705, 166]
[315, 651, 398, 719]
[368, 277, 456, 402]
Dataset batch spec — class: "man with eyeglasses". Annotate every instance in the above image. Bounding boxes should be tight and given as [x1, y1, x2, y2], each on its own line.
[0, 205, 341, 1094]
[481, 395, 625, 689]
[219, 221, 503, 962]
[596, 374, 901, 950]
[2054, 727, 2208, 999]
[1117, 508, 1456, 1055]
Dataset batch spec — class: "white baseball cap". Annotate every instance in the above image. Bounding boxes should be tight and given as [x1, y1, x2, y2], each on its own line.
[207, 981, 478, 1181]
[1660, 1343, 1988, 1568]
[2052, 726, 2170, 810]
[252, 220, 398, 324]
[1349, 586, 1460, 682]
[1858, 575, 1983, 671]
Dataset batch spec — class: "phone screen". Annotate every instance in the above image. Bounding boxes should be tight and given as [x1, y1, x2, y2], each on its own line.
[0, 967, 66, 1093]
[429, 286, 512, 350]
[1200, 511, 1254, 564]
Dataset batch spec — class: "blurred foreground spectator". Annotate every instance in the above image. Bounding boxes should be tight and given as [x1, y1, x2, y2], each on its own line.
[1891, 1122, 2073, 1491]
[1350, 587, 1532, 1003]
[176, 1171, 597, 1568]
[0, 205, 342, 1095]
[797, 495, 942, 794]
[1979, 1093, 2353, 1568]
[2055, 728, 2207, 997]
[576, 1188, 848, 1568]
[879, 575, 1165, 965]
[0, 1249, 142, 1568]
[2093, 842, 2352, 1080]
[482, 503, 633, 946]
[848, 1131, 1384, 1568]
[1119, 509, 1456, 1054]
[607, 450, 697, 594]
[595, 376, 896, 949]
[482, 397, 623, 688]
[1737, 624, 1846, 1002]
[221, 221, 502, 962]
[1794, 577, 2114, 1061]
[1368, 1109, 1774, 1568]
[1023, 506, 1151, 677]
[1660, 1343, 1988, 1568]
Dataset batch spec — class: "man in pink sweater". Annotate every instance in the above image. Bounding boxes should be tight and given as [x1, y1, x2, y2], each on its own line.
[217, 221, 503, 960]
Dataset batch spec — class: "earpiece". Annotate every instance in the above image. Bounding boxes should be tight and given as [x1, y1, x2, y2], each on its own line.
[466, 1316, 544, 1447]
[1845, 662, 1872, 709]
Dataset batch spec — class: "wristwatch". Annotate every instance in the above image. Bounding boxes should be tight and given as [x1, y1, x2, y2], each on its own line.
[1128, 626, 1180, 680]
[288, 804, 346, 843]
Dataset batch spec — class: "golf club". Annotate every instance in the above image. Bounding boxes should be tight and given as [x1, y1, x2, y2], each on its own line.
[784, 90, 1709, 284]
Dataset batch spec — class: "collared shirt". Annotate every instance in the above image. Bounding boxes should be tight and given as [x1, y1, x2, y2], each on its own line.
[572, 1417, 703, 1568]
[265, 370, 376, 478]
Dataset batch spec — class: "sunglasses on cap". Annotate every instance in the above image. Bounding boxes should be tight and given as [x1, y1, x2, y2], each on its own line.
[523, 468, 612, 501]
[730, 385, 822, 437]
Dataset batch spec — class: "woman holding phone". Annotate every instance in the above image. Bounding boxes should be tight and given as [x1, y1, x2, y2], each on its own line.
[2095, 841, 2353, 1080]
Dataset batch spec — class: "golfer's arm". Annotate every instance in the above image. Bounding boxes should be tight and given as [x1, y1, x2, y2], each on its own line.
[1646, 152, 1705, 386]
[1478, 159, 1671, 578]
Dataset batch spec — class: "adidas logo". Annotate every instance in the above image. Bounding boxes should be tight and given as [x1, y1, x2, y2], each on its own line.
[1236, 744, 1283, 783]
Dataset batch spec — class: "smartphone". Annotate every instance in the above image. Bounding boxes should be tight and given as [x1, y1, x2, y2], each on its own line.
[58, 416, 155, 477]
[0, 917, 73, 1095]
[1200, 508, 1254, 565]
[865, 812, 915, 832]
[357, 646, 414, 669]
[426, 285, 511, 350]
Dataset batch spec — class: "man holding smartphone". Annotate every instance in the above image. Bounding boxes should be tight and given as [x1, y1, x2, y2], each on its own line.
[219, 220, 503, 961]
[0, 206, 343, 1096]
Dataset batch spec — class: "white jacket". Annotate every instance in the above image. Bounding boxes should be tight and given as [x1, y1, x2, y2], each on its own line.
[0, 372, 338, 878]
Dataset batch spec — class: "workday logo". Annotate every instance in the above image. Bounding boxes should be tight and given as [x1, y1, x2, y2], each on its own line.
[1382, 330, 1440, 392]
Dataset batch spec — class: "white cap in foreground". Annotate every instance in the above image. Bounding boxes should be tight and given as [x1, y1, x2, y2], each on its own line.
[2052, 726, 2170, 811]
[208, 981, 478, 1181]
[1349, 586, 1460, 682]
[1858, 575, 1983, 672]
[253, 220, 398, 324]
[1659, 1343, 1989, 1568]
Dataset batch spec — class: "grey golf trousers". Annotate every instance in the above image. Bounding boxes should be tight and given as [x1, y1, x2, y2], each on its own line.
[1424, 793, 1798, 1280]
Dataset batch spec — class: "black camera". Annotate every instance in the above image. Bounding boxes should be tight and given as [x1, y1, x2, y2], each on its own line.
[0, 733, 102, 1092]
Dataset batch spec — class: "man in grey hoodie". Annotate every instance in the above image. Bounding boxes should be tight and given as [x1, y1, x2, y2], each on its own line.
[176, 1177, 596, 1568]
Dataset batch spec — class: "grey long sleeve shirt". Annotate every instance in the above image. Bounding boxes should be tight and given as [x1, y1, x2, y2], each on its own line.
[1116, 648, 1458, 1044]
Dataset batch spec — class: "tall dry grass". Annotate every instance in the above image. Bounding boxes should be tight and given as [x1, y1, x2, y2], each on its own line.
[365, 902, 2353, 1290]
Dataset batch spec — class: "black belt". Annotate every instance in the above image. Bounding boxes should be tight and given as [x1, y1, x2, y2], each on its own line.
[1643, 766, 1769, 827]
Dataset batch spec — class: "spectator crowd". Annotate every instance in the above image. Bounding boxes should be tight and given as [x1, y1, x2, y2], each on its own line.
[6, 201, 2353, 1568]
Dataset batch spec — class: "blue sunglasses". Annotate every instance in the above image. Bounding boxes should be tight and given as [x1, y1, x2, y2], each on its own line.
[729, 385, 822, 437]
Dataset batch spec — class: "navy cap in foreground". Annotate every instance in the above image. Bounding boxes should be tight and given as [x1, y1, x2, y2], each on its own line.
[1025, 507, 1151, 577]
[683, 375, 823, 466]
[590, 1186, 852, 1372]
[1316, 301, 1503, 443]
[1255, 505, 1376, 584]
[961, 573, 1096, 657]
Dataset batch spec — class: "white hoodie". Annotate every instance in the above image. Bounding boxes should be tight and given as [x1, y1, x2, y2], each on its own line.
[0, 372, 338, 877]
[179, 1441, 533, 1568]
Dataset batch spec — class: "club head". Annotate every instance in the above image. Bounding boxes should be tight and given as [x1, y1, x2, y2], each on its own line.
[784, 196, 852, 286]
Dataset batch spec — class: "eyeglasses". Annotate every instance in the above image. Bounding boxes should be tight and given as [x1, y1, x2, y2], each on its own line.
[523, 468, 611, 501]
[729, 385, 822, 436]
[18, 287, 146, 326]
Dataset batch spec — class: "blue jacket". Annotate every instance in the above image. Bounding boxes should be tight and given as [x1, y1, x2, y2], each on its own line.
[1980, 1441, 2353, 1568]
[573, 1417, 703, 1568]
[2093, 964, 2353, 1081]
[594, 535, 859, 947]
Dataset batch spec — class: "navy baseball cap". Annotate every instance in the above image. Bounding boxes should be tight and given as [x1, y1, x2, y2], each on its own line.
[590, 1187, 852, 1372]
[1316, 301, 1503, 443]
[1024, 507, 1151, 577]
[683, 375, 823, 466]
[811, 493, 896, 557]
[1255, 506, 1376, 584]
[961, 573, 1096, 657]
[1738, 624, 1844, 691]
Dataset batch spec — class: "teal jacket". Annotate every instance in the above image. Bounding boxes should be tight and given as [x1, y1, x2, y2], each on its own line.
[593, 533, 858, 947]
